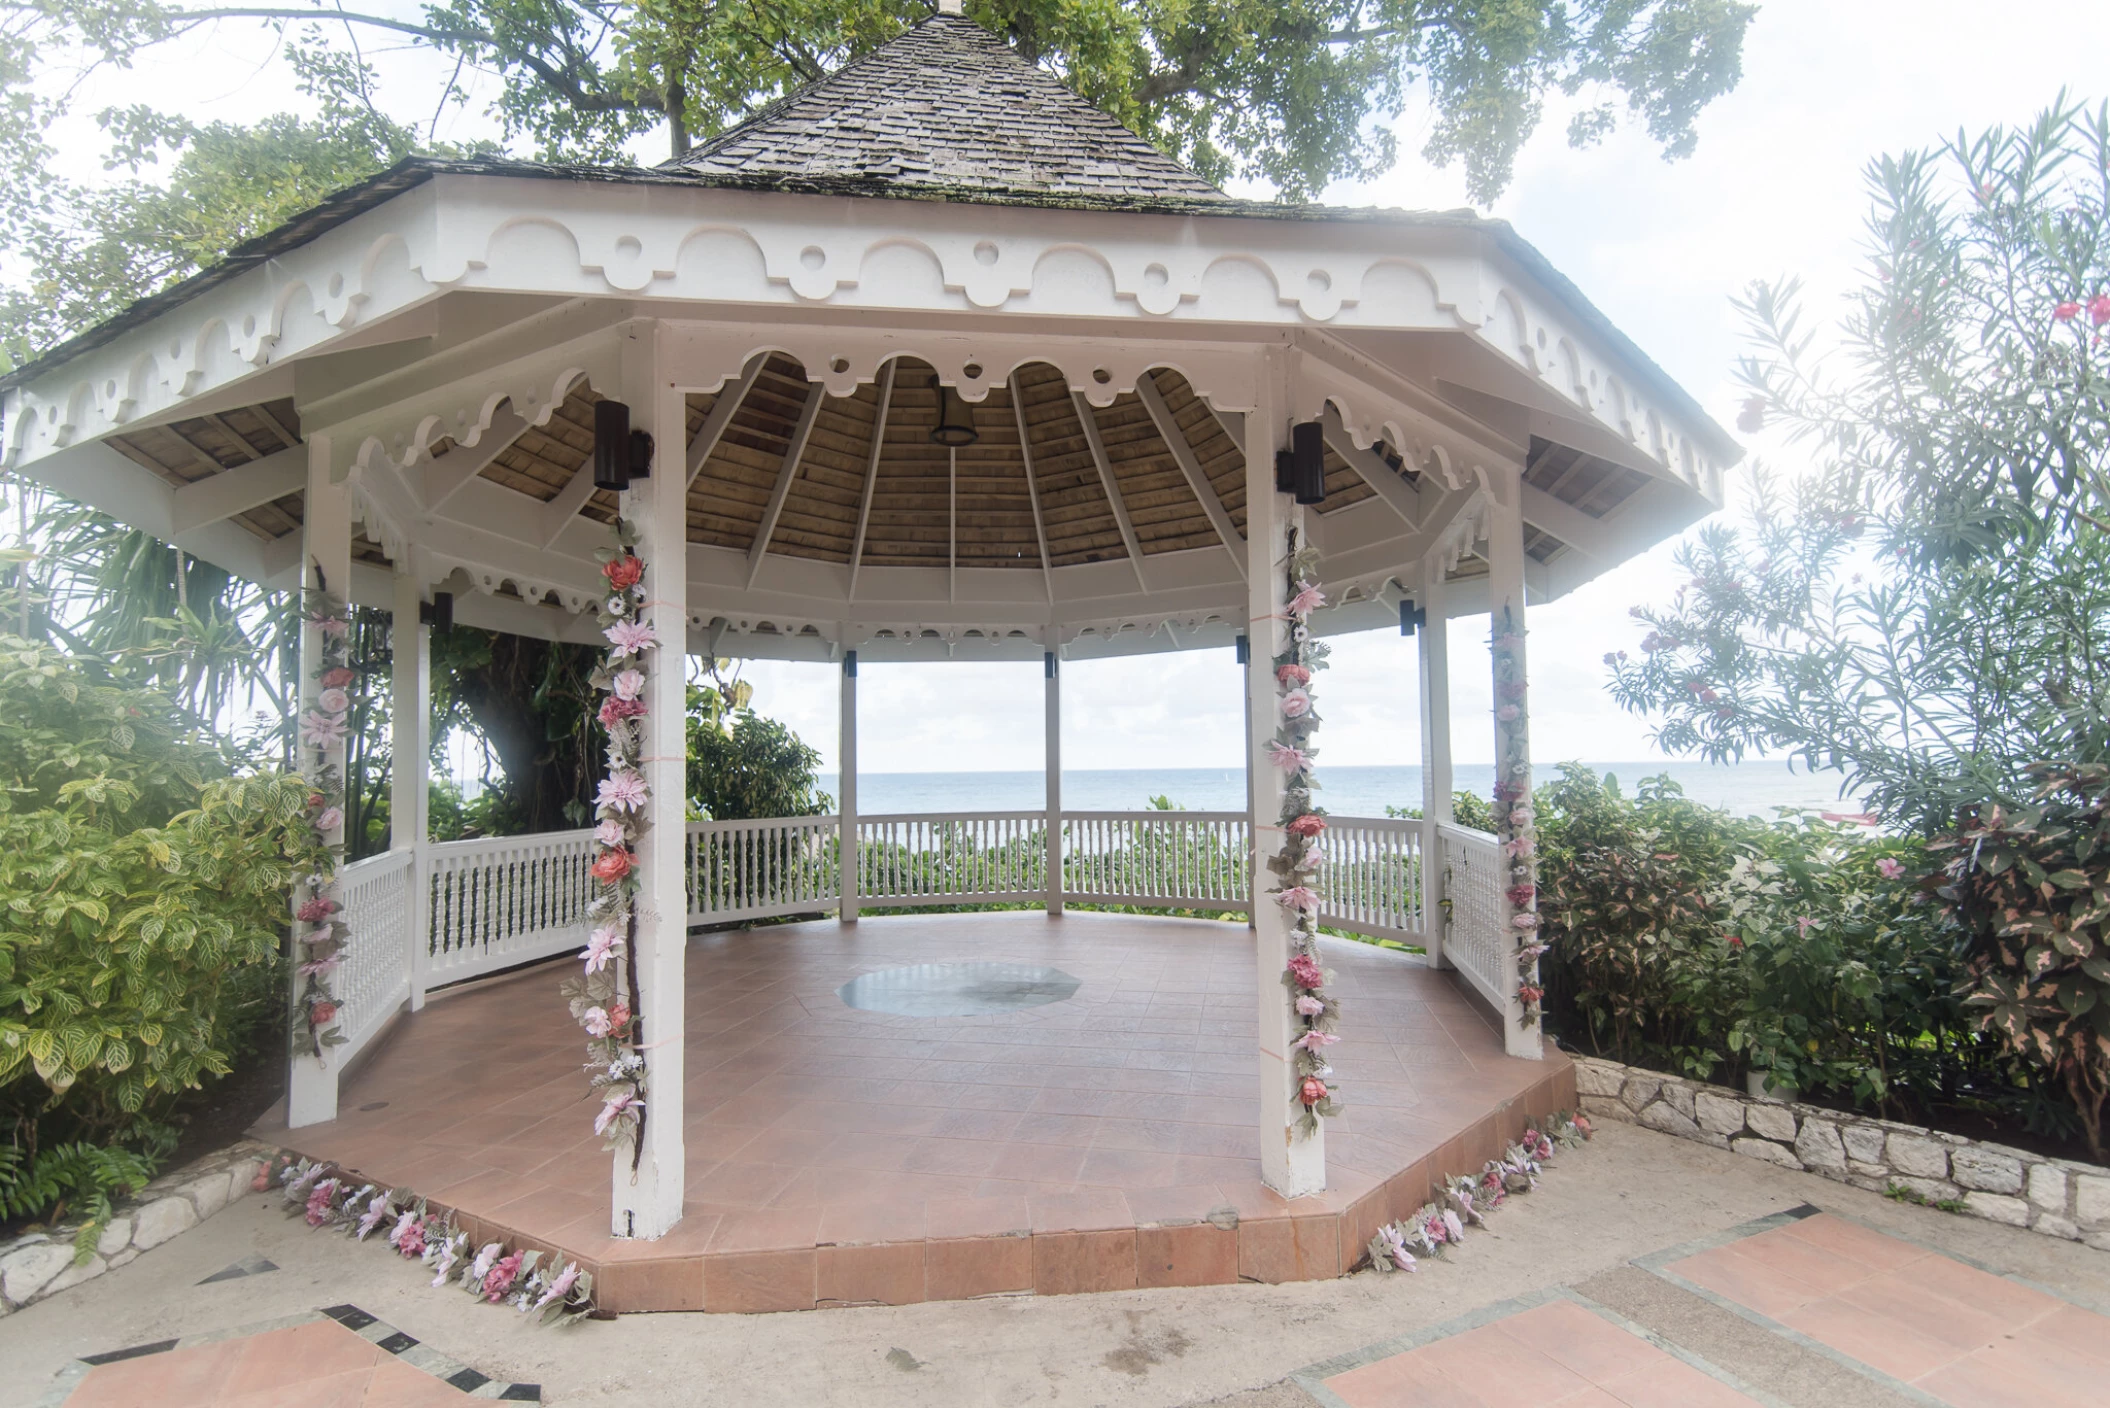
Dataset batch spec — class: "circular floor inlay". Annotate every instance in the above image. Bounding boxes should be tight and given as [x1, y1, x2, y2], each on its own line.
[837, 962, 1082, 1017]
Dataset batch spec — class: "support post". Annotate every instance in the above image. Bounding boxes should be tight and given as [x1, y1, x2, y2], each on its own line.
[392, 570, 433, 1011]
[1240, 634, 1255, 931]
[1245, 362, 1324, 1196]
[287, 433, 350, 1129]
[1484, 467, 1543, 1060]
[1417, 555, 1452, 969]
[613, 324, 689, 1237]
[840, 651, 859, 923]
[1045, 649, 1063, 915]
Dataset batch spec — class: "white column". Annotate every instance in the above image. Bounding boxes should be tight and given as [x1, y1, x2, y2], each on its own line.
[840, 651, 859, 924]
[392, 570, 433, 1011]
[1245, 365, 1324, 1196]
[1485, 467, 1543, 1060]
[287, 433, 350, 1129]
[1045, 648, 1063, 916]
[613, 326, 689, 1236]
[1417, 554, 1452, 969]
[1242, 635, 1256, 931]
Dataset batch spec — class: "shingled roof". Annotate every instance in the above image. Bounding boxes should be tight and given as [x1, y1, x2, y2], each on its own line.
[660, 14, 1229, 202]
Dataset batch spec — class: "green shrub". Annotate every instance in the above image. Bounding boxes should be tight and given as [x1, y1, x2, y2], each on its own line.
[0, 638, 323, 1235]
[685, 685, 832, 822]
[1935, 763, 2110, 1159]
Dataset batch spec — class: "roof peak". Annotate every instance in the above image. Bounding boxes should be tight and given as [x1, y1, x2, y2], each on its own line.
[661, 14, 1227, 203]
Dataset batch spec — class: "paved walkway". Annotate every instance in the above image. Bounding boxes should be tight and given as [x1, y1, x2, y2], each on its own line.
[7, 1122, 2104, 1407]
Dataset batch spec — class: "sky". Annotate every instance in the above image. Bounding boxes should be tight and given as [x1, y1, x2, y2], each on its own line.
[30, 0, 2110, 776]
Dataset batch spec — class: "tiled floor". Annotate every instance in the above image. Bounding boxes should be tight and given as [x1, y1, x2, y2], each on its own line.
[265, 911, 1573, 1311]
[61, 1318, 471, 1407]
[1317, 1298, 1764, 1407]
[1665, 1211, 2110, 1406]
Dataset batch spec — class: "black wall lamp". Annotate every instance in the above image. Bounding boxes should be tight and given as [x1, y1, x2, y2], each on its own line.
[593, 400, 656, 491]
[1399, 600, 1427, 637]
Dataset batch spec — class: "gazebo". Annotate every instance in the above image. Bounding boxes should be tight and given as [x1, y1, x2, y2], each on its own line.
[0, 8, 1735, 1310]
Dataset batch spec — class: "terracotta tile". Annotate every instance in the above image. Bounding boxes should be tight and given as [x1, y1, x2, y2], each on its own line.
[1888, 1250, 2064, 1329]
[359, 1356, 474, 1406]
[1029, 1187, 1132, 1232]
[926, 1234, 1035, 1299]
[1840, 1269, 2023, 1350]
[1778, 1296, 1968, 1382]
[1077, 1146, 1185, 1189]
[216, 1366, 374, 1408]
[1730, 1225, 1880, 1298]
[1034, 1228, 1139, 1295]
[1323, 1354, 1484, 1408]
[704, 1248, 817, 1313]
[901, 1137, 1005, 1178]
[1669, 1244, 1827, 1318]
[1599, 1356, 1763, 1407]
[817, 1199, 927, 1245]
[2016, 1304, 2110, 1368]
[1123, 1184, 1227, 1226]
[65, 1339, 249, 1408]
[1493, 1300, 1659, 1386]
[1926, 1336, 2107, 1408]
[1776, 1212, 1931, 1274]
[221, 1320, 383, 1399]
[819, 1241, 927, 1306]
[1412, 1322, 1593, 1407]
[707, 1206, 822, 1253]
[597, 1255, 706, 1312]
[1238, 1215, 1341, 1283]
[1137, 1221, 1238, 1288]
[924, 1195, 1032, 1239]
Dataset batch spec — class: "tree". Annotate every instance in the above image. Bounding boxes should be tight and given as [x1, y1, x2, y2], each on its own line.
[685, 682, 831, 821]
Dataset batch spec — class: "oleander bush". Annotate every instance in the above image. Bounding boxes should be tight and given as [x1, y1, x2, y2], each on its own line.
[0, 638, 324, 1238]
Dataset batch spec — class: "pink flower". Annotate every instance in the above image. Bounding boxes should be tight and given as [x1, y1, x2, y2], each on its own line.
[595, 820, 628, 848]
[2055, 301, 2082, 321]
[388, 1207, 422, 1251]
[1511, 913, 1540, 930]
[314, 806, 343, 833]
[1280, 689, 1313, 719]
[296, 895, 338, 923]
[1276, 664, 1311, 687]
[319, 667, 356, 689]
[612, 668, 647, 701]
[532, 1262, 582, 1311]
[1518, 984, 1544, 1004]
[607, 1003, 630, 1033]
[356, 1191, 392, 1240]
[595, 1089, 642, 1136]
[1286, 814, 1327, 838]
[1299, 1076, 1329, 1106]
[1876, 857, 1905, 880]
[305, 1178, 338, 1227]
[603, 555, 644, 590]
[1287, 953, 1325, 990]
[1796, 915, 1817, 937]
[296, 955, 341, 977]
[605, 618, 659, 658]
[2092, 294, 2110, 326]
[1295, 994, 1325, 1017]
[591, 848, 634, 883]
[1266, 741, 1312, 772]
[300, 710, 349, 747]
[1496, 704, 1520, 723]
[1378, 1225, 1417, 1272]
[581, 1006, 613, 1038]
[316, 687, 350, 714]
[597, 771, 649, 812]
[1277, 884, 1320, 912]
[1287, 583, 1325, 616]
[316, 615, 349, 637]
[483, 1251, 524, 1302]
[307, 999, 339, 1026]
[598, 696, 647, 726]
[582, 926, 625, 973]
[1291, 1030, 1341, 1052]
[1819, 811, 1879, 826]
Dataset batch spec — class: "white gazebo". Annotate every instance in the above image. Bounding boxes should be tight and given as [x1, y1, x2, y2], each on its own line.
[1, 11, 1734, 1272]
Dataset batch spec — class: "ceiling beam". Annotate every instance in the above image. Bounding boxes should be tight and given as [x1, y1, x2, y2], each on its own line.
[249, 402, 302, 451]
[686, 355, 767, 489]
[1319, 407, 1424, 530]
[1070, 390, 1150, 593]
[745, 380, 826, 591]
[1009, 373, 1055, 604]
[1136, 371, 1245, 583]
[847, 360, 896, 601]
[168, 444, 307, 534]
[1520, 482, 1617, 561]
[420, 403, 532, 511]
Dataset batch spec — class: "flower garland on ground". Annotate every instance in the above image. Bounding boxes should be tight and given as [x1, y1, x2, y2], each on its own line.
[1265, 529, 1341, 1135]
[563, 519, 658, 1150]
[293, 589, 358, 1057]
[1490, 606, 1544, 1027]
[1366, 1111, 1591, 1272]
[277, 1159, 594, 1323]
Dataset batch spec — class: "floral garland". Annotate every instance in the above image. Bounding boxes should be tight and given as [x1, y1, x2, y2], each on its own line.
[563, 518, 659, 1149]
[293, 589, 358, 1057]
[1366, 1111, 1591, 1272]
[278, 1158, 594, 1323]
[1490, 606, 1544, 1027]
[1265, 530, 1341, 1135]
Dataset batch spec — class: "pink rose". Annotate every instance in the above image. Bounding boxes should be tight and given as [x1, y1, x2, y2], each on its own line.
[597, 696, 647, 727]
[319, 667, 356, 689]
[1276, 664, 1311, 687]
[612, 669, 647, 700]
[308, 999, 338, 1025]
[1295, 994, 1325, 1017]
[603, 555, 644, 590]
[315, 807, 344, 833]
[483, 1251, 524, 1302]
[591, 848, 634, 883]
[595, 819, 628, 848]
[2092, 293, 2110, 326]
[1285, 813, 1327, 838]
[1281, 689, 1313, 719]
[1299, 1077, 1328, 1106]
[317, 687, 350, 714]
[296, 896, 338, 923]
[1286, 953, 1325, 990]
[581, 1006, 613, 1038]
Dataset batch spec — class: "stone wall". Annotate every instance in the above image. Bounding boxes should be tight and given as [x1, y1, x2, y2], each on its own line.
[0, 1140, 275, 1315]
[1574, 1056, 2108, 1251]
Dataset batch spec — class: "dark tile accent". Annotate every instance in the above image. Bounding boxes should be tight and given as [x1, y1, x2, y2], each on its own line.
[375, 1330, 420, 1353]
[448, 1367, 493, 1391]
[500, 1384, 544, 1400]
[321, 1304, 375, 1330]
[80, 1339, 178, 1365]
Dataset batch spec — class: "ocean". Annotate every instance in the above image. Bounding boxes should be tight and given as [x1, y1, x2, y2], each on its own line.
[822, 761, 1861, 819]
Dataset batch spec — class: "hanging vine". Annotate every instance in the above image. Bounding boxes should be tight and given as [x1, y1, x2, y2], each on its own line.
[1265, 528, 1341, 1135]
[293, 586, 357, 1057]
[562, 518, 657, 1150]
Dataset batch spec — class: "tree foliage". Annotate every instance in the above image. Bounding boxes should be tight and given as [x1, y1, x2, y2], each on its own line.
[685, 681, 831, 822]
[0, 639, 325, 1168]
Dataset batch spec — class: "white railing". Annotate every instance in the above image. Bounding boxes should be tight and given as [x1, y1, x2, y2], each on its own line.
[1317, 816, 1423, 944]
[688, 815, 840, 923]
[336, 850, 414, 1061]
[858, 811, 1048, 906]
[426, 829, 598, 984]
[1063, 811, 1249, 911]
[1437, 822, 1509, 1011]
